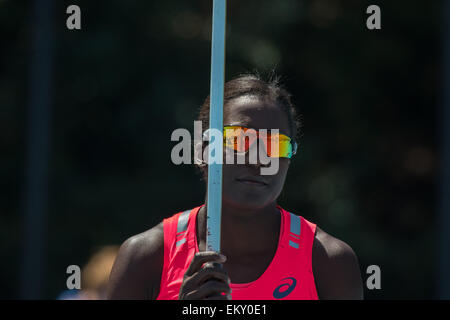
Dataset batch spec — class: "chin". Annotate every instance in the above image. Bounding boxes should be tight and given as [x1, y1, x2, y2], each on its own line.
[223, 193, 274, 210]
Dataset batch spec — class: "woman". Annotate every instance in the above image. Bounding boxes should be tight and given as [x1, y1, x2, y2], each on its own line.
[106, 74, 364, 300]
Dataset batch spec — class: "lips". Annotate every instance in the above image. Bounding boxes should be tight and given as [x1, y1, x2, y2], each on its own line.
[236, 176, 268, 186]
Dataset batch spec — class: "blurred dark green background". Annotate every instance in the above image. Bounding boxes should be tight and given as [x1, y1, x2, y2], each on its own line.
[0, 0, 441, 299]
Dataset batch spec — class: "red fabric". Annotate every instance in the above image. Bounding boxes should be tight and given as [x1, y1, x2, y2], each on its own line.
[156, 204, 318, 300]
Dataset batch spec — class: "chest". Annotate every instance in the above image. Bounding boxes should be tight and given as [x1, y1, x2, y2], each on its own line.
[197, 239, 277, 284]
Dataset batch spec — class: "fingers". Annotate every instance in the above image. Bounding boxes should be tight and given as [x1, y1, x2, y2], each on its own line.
[185, 251, 226, 277]
[183, 262, 230, 293]
[183, 280, 232, 300]
[179, 251, 232, 300]
[195, 262, 230, 286]
[182, 259, 230, 292]
[204, 294, 232, 300]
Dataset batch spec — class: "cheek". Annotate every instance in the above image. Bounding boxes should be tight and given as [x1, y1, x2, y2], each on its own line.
[279, 159, 290, 175]
[272, 162, 289, 189]
[265, 160, 289, 198]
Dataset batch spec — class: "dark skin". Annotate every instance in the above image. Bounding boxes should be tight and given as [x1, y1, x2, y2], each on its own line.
[107, 95, 364, 300]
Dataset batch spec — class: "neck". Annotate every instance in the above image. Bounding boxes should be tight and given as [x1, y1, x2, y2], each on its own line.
[198, 199, 281, 258]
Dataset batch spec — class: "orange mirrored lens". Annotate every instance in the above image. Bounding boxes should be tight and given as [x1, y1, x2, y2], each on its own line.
[258, 132, 292, 158]
[224, 126, 294, 158]
[224, 126, 257, 153]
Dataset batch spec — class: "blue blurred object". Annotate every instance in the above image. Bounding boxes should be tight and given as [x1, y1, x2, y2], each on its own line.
[56, 289, 82, 300]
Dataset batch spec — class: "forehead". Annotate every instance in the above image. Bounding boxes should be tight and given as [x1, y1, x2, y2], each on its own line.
[224, 95, 291, 134]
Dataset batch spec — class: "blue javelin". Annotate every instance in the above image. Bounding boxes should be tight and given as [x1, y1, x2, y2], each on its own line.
[206, 0, 227, 253]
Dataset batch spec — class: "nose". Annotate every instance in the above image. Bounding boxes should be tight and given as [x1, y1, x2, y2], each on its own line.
[244, 140, 271, 168]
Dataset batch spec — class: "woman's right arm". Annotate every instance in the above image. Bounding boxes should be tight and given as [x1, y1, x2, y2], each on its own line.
[106, 222, 164, 300]
[107, 222, 232, 300]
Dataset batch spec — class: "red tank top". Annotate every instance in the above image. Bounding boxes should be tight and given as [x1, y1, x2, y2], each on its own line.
[156, 204, 319, 300]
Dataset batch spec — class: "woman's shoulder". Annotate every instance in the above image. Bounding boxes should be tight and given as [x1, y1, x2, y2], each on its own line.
[313, 226, 358, 263]
[312, 226, 364, 299]
[107, 222, 164, 299]
[121, 221, 165, 257]
[108, 207, 195, 287]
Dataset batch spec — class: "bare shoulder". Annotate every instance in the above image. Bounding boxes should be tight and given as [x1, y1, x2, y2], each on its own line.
[118, 222, 164, 261]
[106, 222, 164, 300]
[312, 226, 364, 300]
[314, 227, 358, 263]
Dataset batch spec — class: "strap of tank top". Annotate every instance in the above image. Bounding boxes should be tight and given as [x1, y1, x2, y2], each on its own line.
[175, 209, 191, 247]
[288, 212, 301, 249]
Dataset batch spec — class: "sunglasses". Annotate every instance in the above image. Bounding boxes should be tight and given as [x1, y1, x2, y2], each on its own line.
[223, 126, 298, 159]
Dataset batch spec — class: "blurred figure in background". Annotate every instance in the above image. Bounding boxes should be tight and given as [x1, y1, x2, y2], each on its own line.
[81, 245, 119, 299]
[57, 245, 119, 300]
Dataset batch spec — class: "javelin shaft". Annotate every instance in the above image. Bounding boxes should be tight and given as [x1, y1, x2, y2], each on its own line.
[206, 0, 227, 252]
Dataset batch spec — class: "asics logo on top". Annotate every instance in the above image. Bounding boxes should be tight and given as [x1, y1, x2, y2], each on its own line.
[272, 277, 297, 299]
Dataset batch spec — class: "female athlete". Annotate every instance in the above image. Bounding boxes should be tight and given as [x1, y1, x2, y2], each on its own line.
[106, 74, 364, 300]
